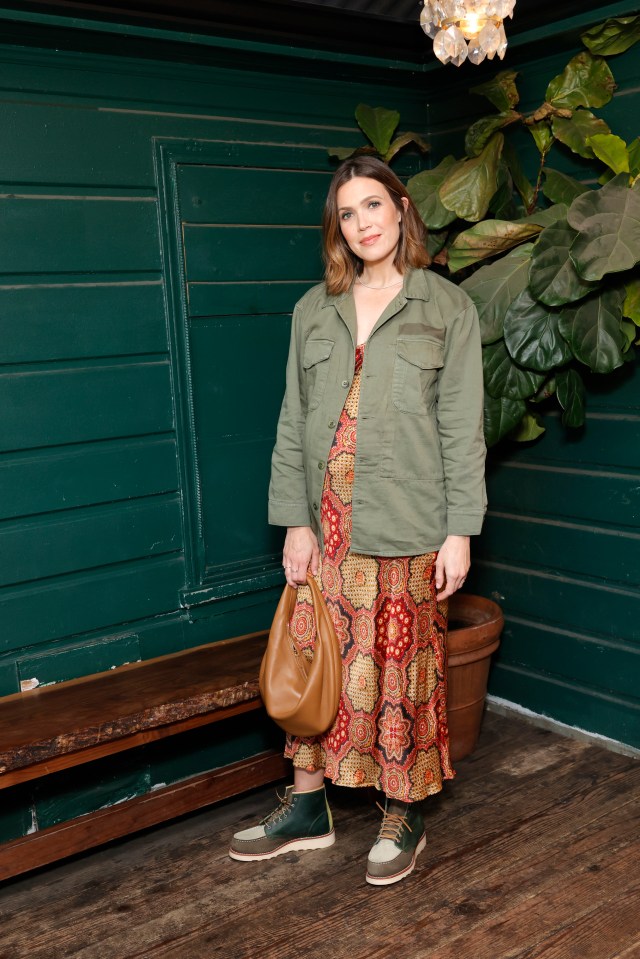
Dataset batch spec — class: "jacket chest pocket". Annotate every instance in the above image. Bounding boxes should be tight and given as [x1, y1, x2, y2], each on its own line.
[303, 338, 334, 411]
[392, 337, 444, 415]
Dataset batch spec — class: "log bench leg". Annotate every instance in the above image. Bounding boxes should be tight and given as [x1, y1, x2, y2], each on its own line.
[0, 750, 288, 882]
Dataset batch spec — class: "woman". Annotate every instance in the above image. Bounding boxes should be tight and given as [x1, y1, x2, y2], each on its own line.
[229, 156, 486, 885]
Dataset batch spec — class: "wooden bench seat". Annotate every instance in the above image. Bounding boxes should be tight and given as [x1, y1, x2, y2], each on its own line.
[0, 631, 288, 880]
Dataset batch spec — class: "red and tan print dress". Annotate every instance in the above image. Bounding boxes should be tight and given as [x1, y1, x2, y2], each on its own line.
[284, 343, 454, 802]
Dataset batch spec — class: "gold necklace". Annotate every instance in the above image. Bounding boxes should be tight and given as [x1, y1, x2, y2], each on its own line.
[356, 276, 403, 291]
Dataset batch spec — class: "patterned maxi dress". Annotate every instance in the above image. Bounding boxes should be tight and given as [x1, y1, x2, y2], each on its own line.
[284, 343, 454, 802]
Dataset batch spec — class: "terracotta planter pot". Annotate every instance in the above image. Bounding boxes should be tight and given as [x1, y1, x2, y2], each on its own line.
[446, 594, 504, 762]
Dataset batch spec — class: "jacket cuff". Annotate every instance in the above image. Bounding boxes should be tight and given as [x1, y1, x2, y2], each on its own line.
[446, 511, 486, 537]
[268, 500, 312, 528]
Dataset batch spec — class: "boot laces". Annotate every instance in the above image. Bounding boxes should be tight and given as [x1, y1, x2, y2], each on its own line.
[262, 790, 292, 827]
[376, 802, 412, 843]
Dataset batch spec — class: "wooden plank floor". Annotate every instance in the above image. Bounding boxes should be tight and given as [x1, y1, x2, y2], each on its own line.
[1, 714, 638, 959]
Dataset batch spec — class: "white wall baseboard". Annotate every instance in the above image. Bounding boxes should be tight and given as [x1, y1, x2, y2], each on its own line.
[485, 695, 640, 760]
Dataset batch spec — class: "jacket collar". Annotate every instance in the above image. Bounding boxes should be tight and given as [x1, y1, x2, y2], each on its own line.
[321, 267, 431, 308]
[322, 268, 431, 345]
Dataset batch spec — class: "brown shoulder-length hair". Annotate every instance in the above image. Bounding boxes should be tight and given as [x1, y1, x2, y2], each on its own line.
[322, 155, 430, 296]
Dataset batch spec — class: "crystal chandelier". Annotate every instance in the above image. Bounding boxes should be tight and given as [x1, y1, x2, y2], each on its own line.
[420, 0, 516, 66]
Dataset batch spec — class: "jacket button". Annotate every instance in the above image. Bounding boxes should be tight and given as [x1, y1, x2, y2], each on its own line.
[313, 502, 319, 511]
[318, 461, 325, 470]
[341, 379, 349, 388]
[328, 420, 336, 428]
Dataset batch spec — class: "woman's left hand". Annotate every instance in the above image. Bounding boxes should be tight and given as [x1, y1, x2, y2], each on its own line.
[435, 535, 470, 601]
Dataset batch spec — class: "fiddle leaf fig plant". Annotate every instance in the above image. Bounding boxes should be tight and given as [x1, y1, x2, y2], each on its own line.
[328, 103, 430, 164]
[330, 14, 640, 446]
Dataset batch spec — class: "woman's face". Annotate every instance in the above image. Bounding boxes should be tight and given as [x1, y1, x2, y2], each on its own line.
[336, 176, 407, 269]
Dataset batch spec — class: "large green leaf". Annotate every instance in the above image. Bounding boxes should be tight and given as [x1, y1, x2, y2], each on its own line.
[529, 220, 598, 306]
[489, 161, 517, 221]
[502, 140, 535, 211]
[504, 289, 573, 371]
[448, 220, 541, 273]
[355, 104, 399, 155]
[483, 392, 526, 447]
[518, 204, 568, 228]
[628, 138, 640, 177]
[471, 71, 520, 112]
[483, 340, 545, 399]
[581, 15, 640, 56]
[465, 112, 520, 158]
[461, 244, 534, 344]
[546, 52, 616, 109]
[407, 157, 460, 230]
[556, 369, 586, 427]
[620, 319, 637, 351]
[528, 121, 554, 156]
[543, 168, 590, 206]
[552, 109, 610, 159]
[587, 133, 630, 174]
[510, 411, 546, 441]
[623, 277, 640, 325]
[385, 131, 430, 164]
[426, 228, 449, 259]
[439, 133, 504, 223]
[568, 174, 640, 280]
[558, 288, 626, 372]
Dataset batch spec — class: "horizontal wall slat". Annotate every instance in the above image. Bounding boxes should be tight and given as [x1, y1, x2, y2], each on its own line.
[188, 281, 316, 318]
[0, 436, 178, 521]
[498, 616, 640, 702]
[488, 662, 640, 748]
[502, 413, 640, 470]
[481, 512, 639, 587]
[17, 633, 142, 688]
[178, 166, 330, 224]
[0, 283, 166, 363]
[0, 556, 185, 652]
[468, 561, 640, 646]
[0, 495, 182, 587]
[0, 360, 173, 450]
[0, 46, 429, 135]
[183, 226, 322, 282]
[0, 101, 361, 187]
[486, 462, 640, 528]
[0, 197, 160, 275]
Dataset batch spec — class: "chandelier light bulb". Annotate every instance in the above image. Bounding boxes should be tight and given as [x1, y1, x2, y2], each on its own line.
[421, 0, 516, 66]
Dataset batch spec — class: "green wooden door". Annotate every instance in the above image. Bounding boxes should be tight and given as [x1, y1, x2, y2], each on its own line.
[156, 141, 331, 608]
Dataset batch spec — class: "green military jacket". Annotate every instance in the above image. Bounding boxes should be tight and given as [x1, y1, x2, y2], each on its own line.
[269, 267, 487, 556]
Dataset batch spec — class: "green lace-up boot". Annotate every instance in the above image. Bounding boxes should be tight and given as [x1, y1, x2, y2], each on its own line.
[366, 798, 426, 886]
[229, 785, 335, 861]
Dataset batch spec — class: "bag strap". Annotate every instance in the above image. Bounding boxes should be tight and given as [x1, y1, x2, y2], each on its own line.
[282, 573, 328, 663]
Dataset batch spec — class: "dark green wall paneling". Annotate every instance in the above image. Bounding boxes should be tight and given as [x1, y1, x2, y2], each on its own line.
[0, 3, 637, 845]
[0, 436, 178, 520]
[0, 13, 432, 841]
[0, 283, 166, 363]
[0, 196, 160, 274]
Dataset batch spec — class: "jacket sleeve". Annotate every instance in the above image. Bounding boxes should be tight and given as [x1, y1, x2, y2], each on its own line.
[436, 301, 487, 536]
[268, 302, 312, 528]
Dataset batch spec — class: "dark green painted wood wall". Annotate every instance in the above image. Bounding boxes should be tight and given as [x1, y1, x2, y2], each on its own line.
[0, 6, 637, 844]
[425, 20, 640, 749]
[0, 16, 429, 841]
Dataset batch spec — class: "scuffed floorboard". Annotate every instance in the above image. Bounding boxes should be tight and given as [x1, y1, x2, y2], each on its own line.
[0, 714, 638, 959]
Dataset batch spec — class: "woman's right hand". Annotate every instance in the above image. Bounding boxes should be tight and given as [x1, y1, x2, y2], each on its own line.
[283, 526, 320, 588]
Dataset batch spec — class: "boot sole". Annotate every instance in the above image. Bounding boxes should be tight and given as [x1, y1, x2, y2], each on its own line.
[229, 830, 335, 862]
[365, 832, 426, 886]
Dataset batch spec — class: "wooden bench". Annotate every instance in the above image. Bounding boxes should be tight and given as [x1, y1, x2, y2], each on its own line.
[0, 631, 288, 881]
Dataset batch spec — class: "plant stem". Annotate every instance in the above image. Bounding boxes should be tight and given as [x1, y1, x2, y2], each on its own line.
[529, 146, 551, 214]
